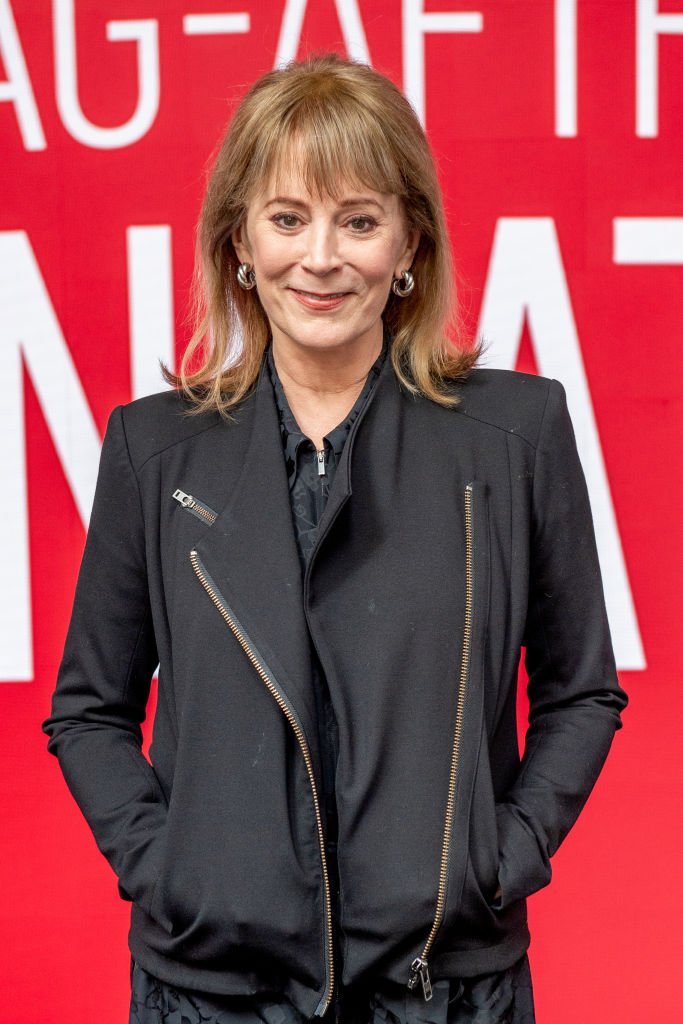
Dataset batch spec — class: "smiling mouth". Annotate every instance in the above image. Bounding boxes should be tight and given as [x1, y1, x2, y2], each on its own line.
[291, 288, 351, 298]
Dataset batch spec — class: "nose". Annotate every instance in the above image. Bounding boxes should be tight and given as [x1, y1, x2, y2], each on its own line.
[300, 220, 342, 275]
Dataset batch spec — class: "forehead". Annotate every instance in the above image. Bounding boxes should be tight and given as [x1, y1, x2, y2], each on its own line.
[252, 165, 396, 213]
[250, 133, 395, 208]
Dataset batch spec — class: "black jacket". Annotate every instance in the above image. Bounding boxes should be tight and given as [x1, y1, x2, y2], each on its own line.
[41, 341, 628, 1019]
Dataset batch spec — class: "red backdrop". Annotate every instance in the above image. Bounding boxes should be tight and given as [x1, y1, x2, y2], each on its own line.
[2, 2, 682, 1021]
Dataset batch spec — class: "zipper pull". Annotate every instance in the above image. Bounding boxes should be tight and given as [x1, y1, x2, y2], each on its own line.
[173, 489, 194, 507]
[316, 448, 326, 476]
[408, 956, 433, 1001]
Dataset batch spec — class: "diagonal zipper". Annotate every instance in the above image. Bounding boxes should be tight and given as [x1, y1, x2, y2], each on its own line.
[407, 482, 475, 1001]
[188, 546, 335, 1017]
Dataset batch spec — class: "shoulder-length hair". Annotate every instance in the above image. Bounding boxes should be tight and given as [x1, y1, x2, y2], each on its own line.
[161, 51, 486, 418]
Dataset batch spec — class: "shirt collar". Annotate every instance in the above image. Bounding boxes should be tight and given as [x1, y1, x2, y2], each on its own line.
[266, 325, 389, 455]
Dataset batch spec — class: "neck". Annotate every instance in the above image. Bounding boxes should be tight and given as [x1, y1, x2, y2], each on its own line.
[270, 324, 384, 399]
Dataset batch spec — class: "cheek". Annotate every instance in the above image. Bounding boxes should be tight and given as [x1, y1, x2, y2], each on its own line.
[247, 228, 293, 277]
[252, 245, 290, 278]
[354, 244, 398, 283]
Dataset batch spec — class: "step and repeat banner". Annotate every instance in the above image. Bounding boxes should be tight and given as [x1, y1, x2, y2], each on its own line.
[2, 2, 681, 1022]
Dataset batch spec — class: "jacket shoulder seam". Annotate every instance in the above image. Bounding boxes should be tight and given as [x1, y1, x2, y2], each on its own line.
[117, 404, 147, 522]
[453, 408, 541, 451]
[531, 378, 556, 473]
[124, 415, 224, 475]
[456, 373, 555, 450]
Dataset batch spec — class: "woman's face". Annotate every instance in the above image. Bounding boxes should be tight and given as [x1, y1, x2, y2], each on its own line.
[231, 163, 420, 357]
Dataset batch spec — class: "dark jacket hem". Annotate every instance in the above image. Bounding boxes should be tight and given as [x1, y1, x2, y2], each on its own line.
[431, 925, 531, 980]
[128, 928, 325, 1019]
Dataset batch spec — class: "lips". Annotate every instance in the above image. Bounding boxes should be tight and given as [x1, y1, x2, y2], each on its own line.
[290, 288, 352, 311]
[291, 289, 350, 298]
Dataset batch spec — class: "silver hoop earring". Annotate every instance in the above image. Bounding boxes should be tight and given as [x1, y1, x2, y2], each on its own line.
[237, 262, 256, 290]
[391, 269, 414, 297]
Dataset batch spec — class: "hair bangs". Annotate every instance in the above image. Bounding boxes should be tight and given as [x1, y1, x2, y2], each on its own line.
[255, 96, 405, 205]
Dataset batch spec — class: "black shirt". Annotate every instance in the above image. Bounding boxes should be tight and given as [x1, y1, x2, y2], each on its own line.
[266, 331, 388, 569]
[266, 330, 389, 1022]
[265, 329, 388, 825]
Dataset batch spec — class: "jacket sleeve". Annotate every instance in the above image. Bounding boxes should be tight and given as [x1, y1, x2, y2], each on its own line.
[493, 378, 629, 910]
[41, 404, 170, 926]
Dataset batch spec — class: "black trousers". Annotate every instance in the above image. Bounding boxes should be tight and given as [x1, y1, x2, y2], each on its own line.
[129, 953, 535, 1024]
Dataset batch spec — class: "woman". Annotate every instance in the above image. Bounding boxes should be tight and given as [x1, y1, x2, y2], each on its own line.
[42, 52, 628, 1024]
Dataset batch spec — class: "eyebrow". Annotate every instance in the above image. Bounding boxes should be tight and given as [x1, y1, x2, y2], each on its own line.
[264, 195, 385, 211]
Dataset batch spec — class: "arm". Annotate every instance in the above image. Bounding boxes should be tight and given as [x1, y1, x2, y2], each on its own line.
[41, 405, 170, 926]
[493, 378, 628, 909]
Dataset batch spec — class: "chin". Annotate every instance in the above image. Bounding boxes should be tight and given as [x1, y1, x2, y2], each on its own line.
[283, 323, 359, 345]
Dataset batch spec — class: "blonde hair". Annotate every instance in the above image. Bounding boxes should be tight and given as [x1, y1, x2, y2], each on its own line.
[161, 51, 486, 417]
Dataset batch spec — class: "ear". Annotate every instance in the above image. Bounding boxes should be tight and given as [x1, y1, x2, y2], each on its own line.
[231, 222, 252, 265]
[395, 226, 421, 278]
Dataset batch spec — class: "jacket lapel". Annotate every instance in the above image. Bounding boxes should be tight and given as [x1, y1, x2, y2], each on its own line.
[190, 335, 397, 758]
[192, 351, 320, 749]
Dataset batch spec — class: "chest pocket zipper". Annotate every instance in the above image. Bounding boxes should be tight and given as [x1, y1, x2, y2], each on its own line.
[173, 488, 218, 525]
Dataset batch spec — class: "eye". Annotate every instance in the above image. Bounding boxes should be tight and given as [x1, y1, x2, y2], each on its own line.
[347, 216, 377, 233]
[271, 213, 300, 229]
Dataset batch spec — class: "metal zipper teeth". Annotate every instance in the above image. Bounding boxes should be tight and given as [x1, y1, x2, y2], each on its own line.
[172, 489, 218, 525]
[408, 482, 475, 1002]
[188, 548, 335, 1017]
